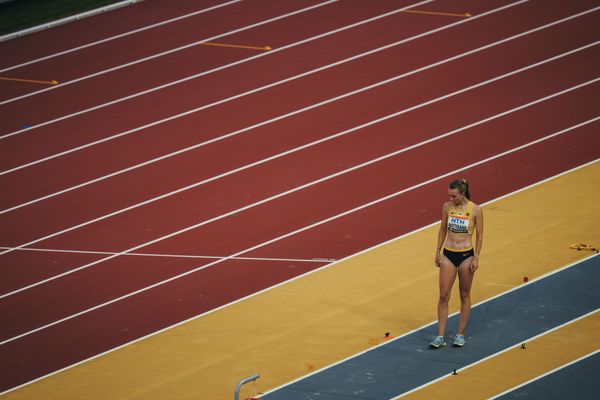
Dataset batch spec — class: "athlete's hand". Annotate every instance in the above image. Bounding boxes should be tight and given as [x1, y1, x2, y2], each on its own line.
[435, 252, 441, 267]
[470, 257, 479, 272]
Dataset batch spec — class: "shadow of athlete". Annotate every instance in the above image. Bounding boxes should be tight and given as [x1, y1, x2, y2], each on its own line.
[430, 179, 483, 348]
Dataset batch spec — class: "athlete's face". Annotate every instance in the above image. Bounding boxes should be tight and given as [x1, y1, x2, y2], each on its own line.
[448, 188, 463, 205]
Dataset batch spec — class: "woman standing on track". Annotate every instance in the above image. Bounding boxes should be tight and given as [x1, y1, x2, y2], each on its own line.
[430, 179, 483, 348]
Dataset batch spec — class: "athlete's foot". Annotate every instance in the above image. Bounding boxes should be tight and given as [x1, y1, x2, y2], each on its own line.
[452, 334, 465, 347]
[429, 335, 446, 348]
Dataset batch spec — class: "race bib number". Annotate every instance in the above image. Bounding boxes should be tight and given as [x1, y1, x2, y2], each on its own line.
[448, 215, 469, 233]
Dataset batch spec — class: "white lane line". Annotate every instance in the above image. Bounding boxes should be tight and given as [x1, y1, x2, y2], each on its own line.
[1, 163, 598, 397]
[391, 307, 600, 399]
[0, 246, 333, 263]
[0, 0, 438, 145]
[1, 3, 586, 212]
[0, 0, 421, 110]
[0, 0, 242, 73]
[1, 0, 533, 156]
[1, 69, 596, 268]
[1, 116, 597, 346]
[3, 0, 517, 175]
[4, 0, 515, 141]
[6, 6, 596, 209]
[0, 0, 340, 108]
[0, 41, 596, 269]
[487, 348, 600, 399]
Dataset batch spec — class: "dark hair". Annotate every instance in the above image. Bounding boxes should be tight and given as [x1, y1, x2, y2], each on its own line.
[449, 179, 470, 200]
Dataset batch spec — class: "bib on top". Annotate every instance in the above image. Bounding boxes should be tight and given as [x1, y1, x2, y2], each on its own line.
[447, 201, 475, 235]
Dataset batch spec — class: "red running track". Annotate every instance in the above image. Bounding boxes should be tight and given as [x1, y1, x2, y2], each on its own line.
[2, 75, 599, 337]
[0, 0, 333, 101]
[1, 1, 596, 228]
[0, 0, 244, 70]
[0, 0, 486, 173]
[0, 0, 425, 128]
[0, 0, 582, 172]
[1, 0, 599, 393]
[1, 44, 599, 293]
[1, 6, 598, 283]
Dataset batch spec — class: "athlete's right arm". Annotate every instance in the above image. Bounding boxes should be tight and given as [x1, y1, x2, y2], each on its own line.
[435, 203, 448, 267]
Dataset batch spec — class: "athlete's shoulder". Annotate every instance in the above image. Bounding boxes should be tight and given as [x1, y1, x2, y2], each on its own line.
[470, 201, 482, 214]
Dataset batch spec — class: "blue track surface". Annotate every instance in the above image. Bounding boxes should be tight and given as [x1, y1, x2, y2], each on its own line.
[496, 350, 600, 399]
[265, 255, 600, 400]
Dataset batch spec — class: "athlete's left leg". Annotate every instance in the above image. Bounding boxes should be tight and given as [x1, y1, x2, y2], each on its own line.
[457, 257, 475, 335]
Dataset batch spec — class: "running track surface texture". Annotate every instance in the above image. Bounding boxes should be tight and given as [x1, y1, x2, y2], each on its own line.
[0, 0, 599, 397]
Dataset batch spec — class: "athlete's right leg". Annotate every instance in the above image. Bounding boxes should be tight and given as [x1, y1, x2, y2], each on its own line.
[437, 256, 457, 336]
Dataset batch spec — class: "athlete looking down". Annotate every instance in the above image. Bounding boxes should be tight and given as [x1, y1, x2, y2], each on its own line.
[430, 179, 483, 348]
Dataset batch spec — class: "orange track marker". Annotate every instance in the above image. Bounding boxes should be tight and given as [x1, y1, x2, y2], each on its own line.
[0, 76, 59, 85]
[401, 9, 472, 18]
[201, 42, 272, 51]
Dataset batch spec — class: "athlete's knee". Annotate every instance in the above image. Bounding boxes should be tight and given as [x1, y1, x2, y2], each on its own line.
[459, 288, 470, 302]
[439, 291, 451, 304]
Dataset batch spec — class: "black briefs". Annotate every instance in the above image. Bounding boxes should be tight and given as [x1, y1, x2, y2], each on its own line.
[443, 247, 474, 268]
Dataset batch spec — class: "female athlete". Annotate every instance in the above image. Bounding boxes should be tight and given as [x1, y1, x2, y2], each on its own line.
[430, 179, 483, 348]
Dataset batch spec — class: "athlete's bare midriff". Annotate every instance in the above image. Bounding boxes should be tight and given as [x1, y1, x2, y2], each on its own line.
[444, 230, 473, 250]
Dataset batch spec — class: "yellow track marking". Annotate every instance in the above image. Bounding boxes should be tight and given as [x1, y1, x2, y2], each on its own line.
[0, 76, 58, 85]
[200, 42, 272, 51]
[401, 10, 472, 18]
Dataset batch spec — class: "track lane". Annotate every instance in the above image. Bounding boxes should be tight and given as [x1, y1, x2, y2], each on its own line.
[0, 0, 237, 69]
[2, 27, 598, 276]
[0, 0, 427, 131]
[1, 83, 597, 341]
[242, 121, 600, 265]
[2, 0, 580, 171]
[400, 312, 600, 399]
[0, 122, 597, 392]
[0, 0, 335, 102]
[0, 3, 596, 225]
[0, 0, 456, 162]
[1, 47, 597, 298]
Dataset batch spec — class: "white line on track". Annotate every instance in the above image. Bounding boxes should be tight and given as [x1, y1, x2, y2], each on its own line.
[5, 0, 518, 140]
[1, 164, 598, 395]
[0, 0, 341, 108]
[0, 0, 429, 110]
[390, 307, 600, 399]
[1, 6, 592, 213]
[1, 115, 597, 346]
[0, 0, 441, 146]
[487, 348, 600, 399]
[0, 245, 333, 263]
[2, 0, 525, 175]
[0, 41, 596, 267]
[0, 0, 242, 73]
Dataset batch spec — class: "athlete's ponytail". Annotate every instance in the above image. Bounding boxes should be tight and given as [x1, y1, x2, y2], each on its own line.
[449, 179, 471, 200]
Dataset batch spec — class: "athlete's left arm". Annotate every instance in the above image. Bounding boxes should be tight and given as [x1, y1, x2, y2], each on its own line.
[471, 206, 484, 271]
